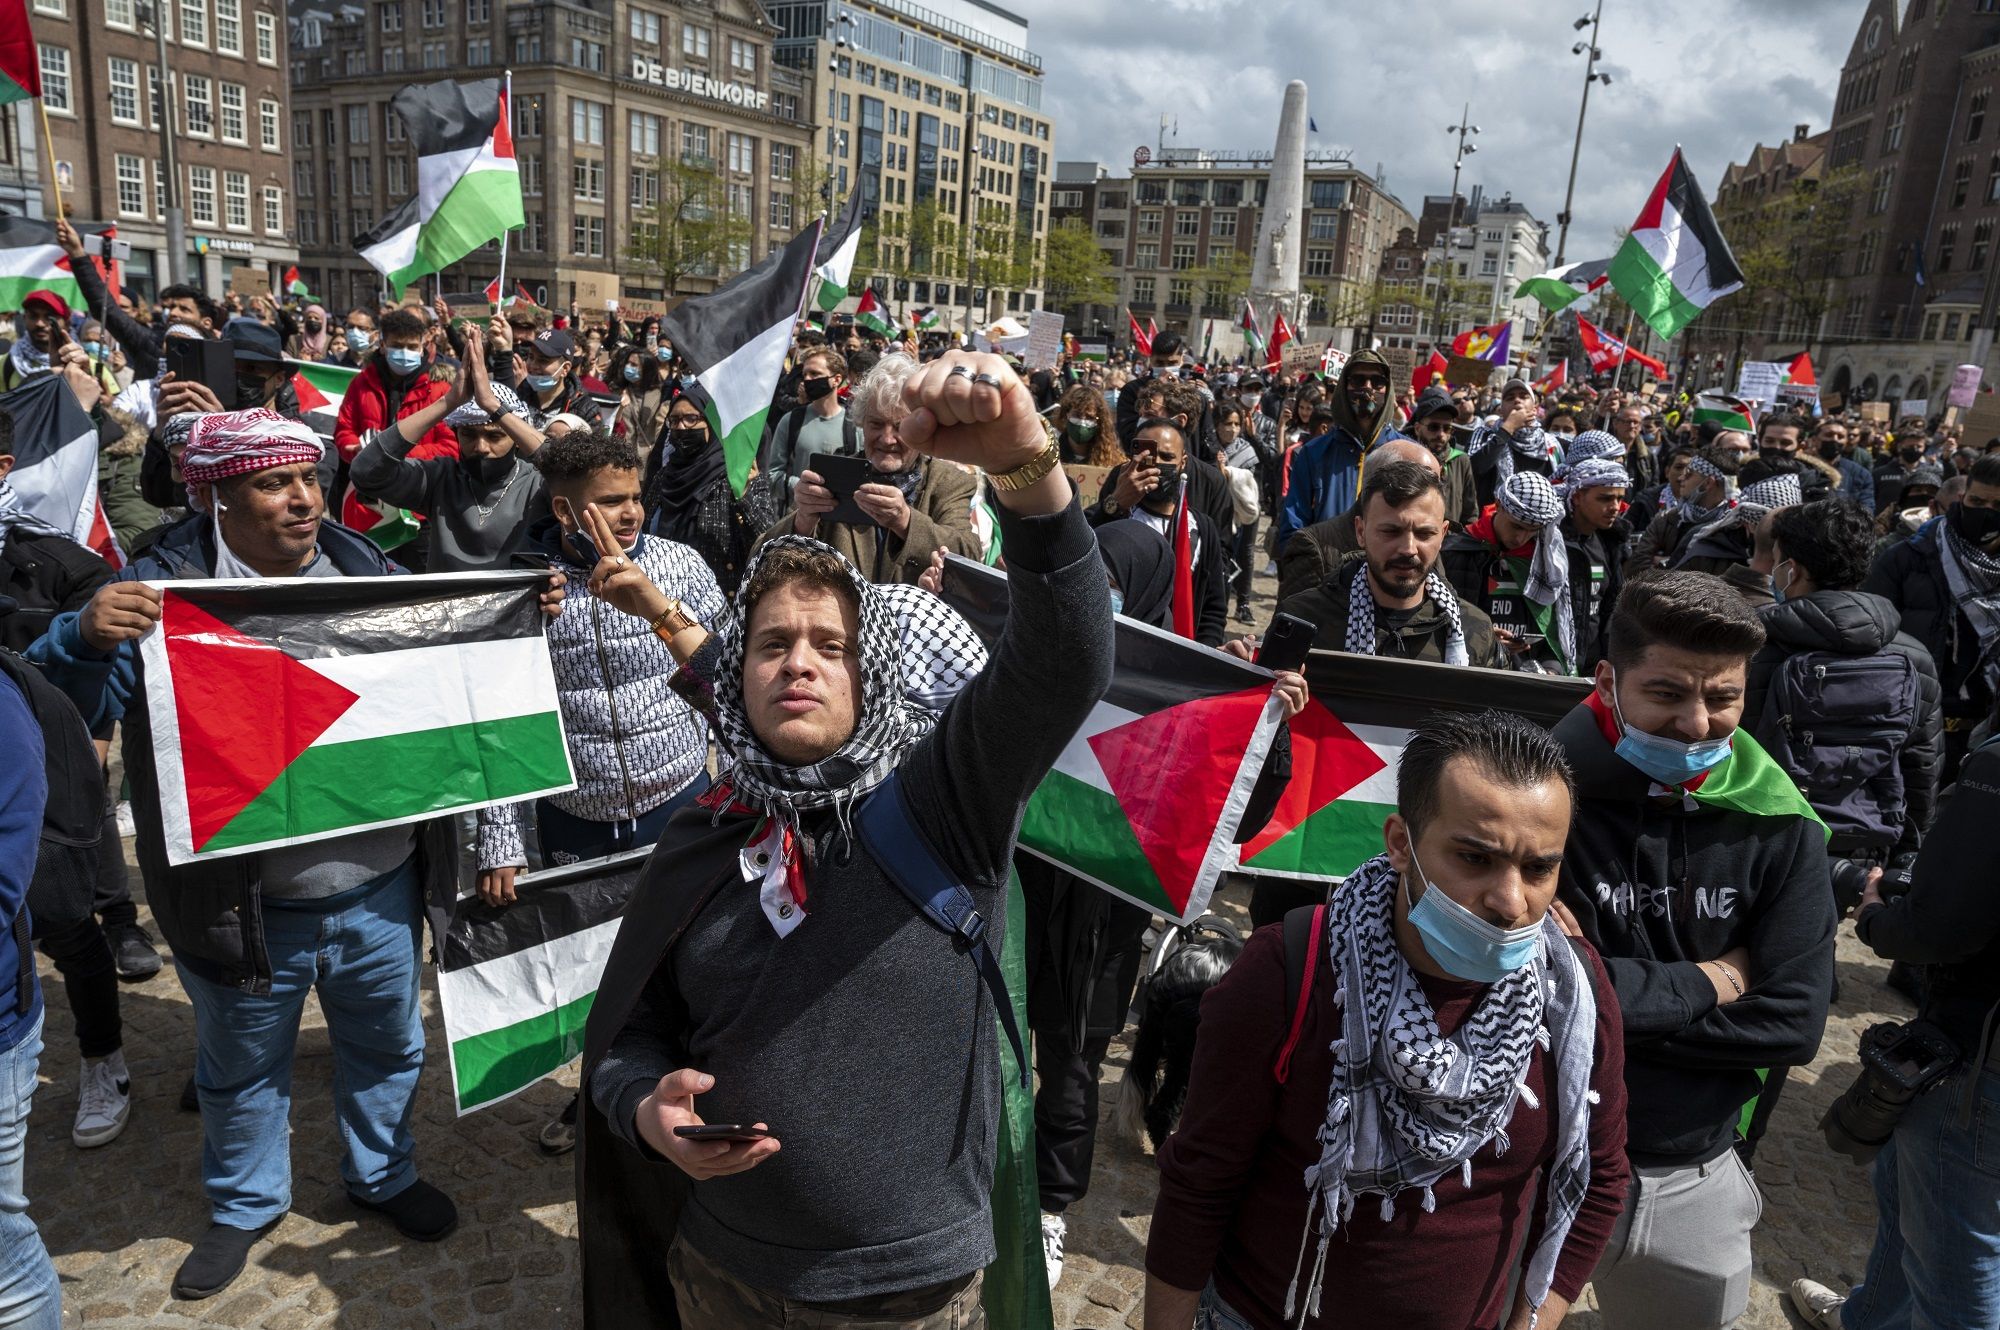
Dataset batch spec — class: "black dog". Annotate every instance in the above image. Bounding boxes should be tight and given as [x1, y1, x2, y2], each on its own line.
[1118, 915, 1246, 1149]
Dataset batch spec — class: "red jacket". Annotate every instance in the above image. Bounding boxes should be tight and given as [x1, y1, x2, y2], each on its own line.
[333, 360, 457, 530]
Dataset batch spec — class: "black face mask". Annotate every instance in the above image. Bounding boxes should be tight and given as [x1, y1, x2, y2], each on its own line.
[668, 426, 709, 451]
[233, 373, 275, 410]
[462, 453, 515, 487]
[304, 320, 323, 333]
[1149, 461, 1182, 495]
[799, 375, 836, 403]
[1899, 447, 1923, 464]
[1949, 501, 2000, 547]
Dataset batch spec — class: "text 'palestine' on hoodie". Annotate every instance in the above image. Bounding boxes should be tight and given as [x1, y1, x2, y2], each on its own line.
[1551, 701, 1836, 1168]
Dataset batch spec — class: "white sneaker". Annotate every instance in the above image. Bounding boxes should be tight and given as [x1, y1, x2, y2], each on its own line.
[114, 800, 136, 838]
[74, 1050, 131, 1148]
[1039, 1211, 1066, 1291]
[1789, 1277, 1849, 1330]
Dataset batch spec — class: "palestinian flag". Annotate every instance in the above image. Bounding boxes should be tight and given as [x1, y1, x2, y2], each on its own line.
[438, 847, 645, 1114]
[1242, 653, 1588, 881]
[1129, 312, 1153, 357]
[911, 305, 940, 331]
[1533, 360, 1569, 395]
[137, 572, 575, 866]
[812, 187, 866, 313]
[663, 220, 823, 498]
[940, 559, 1284, 923]
[854, 289, 895, 338]
[1581, 692, 1826, 832]
[0, 0, 39, 104]
[1240, 301, 1266, 365]
[0, 216, 83, 313]
[483, 274, 515, 310]
[1267, 310, 1294, 372]
[1608, 148, 1744, 341]
[1452, 320, 1512, 365]
[356, 195, 426, 291]
[1778, 352, 1818, 404]
[285, 359, 357, 439]
[284, 265, 310, 298]
[1515, 258, 1610, 313]
[399, 76, 523, 274]
[1693, 390, 1756, 432]
[0, 371, 121, 566]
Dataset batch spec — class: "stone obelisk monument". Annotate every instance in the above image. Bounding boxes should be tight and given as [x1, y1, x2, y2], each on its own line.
[1249, 80, 1308, 346]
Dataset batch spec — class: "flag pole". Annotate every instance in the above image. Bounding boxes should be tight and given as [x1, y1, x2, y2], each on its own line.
[1618, 308, 1638, 392]
[495, 69, 513, 316]
[37, 98, 63, 220]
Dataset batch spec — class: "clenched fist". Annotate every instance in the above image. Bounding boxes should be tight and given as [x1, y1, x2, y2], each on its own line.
[79, 582, 164, 653]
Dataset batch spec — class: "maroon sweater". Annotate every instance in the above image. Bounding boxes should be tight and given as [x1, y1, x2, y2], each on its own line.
[1147, 924, 1631, 1330]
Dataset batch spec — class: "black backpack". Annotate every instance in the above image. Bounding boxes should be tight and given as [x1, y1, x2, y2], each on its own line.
[0, 651, 104, 960]
[1755, 649, 1919, 849]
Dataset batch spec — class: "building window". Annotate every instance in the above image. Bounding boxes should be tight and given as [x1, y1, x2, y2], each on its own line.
[768, 192, 792, 229]
[346, 104, 370, 144]
[189, 166, 217, 225]
[1134, 243, 1159, 268]
[630, 9, 658, 43]
[1975, 219, 1995, 269]
[1938, 223, 1958, 271]
[466, 39, 491, 64]
[36, 45, 69, 113]
[1973, 91, 1991, 142]
[184, 74, 213, 136]
[1953, 157, 1973, 207]
[181, 0, 207, 46]
[1171, 242, 1196, 270]
[263, 185, 284, 234]
[681, 122, 710, 164]
[115, 154, 146, 216]
[628, 111, 660, 156]
[387, 154, 408, 195]
[727, 132, 754, 174]
[1871, 166, 1895, 214]
[570, 98, 604, 146]
[727, 182, 752, 217]
[294, 110, 312, 148]
[571, 38, 604, 71]
[109, 57, 140, 124]
[1308, 212, 1340, 240]
[1306, 248, 1335, 278]
[215, 0, 240, 53]
[1212, 212, 1236, 239]
[629, 167, 658, 208]
[1857, 229, 1879, 274]
[522, 212, 544, 252]
[572, 157, 603, 201]
[571, 214, 604, 257]
[770, 144, 795, 182]
[292, 159, 312, 197]
[1172, 211, 1199, 237]
[1137, 210, 1162, 237]
[350, 157, 372, 194]
[729, 36, 755, 77]
[1133, 276, 1155, 305]
[106, 0, 134, 24]
[520, 152, 541, 196]
[255, 11, 276, 62]
[515, 95, 543, 138]
[259, 98, 280, 150]
[382, 47, 403, 71]
[384, 108, 405, 143]
[682, 23, 709, 57]
[1308, 179, 1345, 208]
[1883, 104, 1907, 154]
[421, 0, 443, 25]
[1168, 278, 1193, 307]
[224, 171, 249, 229]
[219, 82, 246, 143]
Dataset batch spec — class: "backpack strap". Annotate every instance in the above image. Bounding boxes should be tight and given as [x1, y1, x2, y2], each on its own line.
[855, 770, 1029, 1087]
[1273, 903, 1325, 1084]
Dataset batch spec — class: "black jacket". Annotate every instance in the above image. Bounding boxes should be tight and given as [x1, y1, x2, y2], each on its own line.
[1438, 530, 1567, 673]
[1562, 516, 1627, 672]
[1857, 737, 2000, 1052]
[70, 247, 162, 380]
[1089, 456, 1237, 557]
[0, 530, 113, 654]
[1552, 702, 1835, 1167]
[1744, 589, 1943, 854]
[1865, 518, 1994, 721]
[1276, 555, 1507, 667]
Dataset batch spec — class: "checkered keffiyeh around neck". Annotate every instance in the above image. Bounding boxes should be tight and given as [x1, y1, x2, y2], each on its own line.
[1738, 474, 1803, 513]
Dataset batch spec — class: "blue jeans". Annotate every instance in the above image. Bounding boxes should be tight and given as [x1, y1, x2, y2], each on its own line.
[0, 1013, 59, 1328]
[176, 857, 426, 1230]
[1196, 1282, 1255, 1330]
[1844, 1063, 2000, 1330]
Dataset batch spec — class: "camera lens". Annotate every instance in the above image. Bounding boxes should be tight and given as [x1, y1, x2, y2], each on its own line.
[1829, 858, 1873, 914]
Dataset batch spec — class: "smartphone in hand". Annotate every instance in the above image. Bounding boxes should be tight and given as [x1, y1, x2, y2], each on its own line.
[1256, 612, 1315, 674]
[673, 1124, 773, 1143]
[809, 451, 874, 526]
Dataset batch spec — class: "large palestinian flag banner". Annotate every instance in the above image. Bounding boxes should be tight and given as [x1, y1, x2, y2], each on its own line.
[941, 559, 1285, 923]
[1608, 147, 1744, 341]
[438, 847, 642, 1114]
[0, 215, 85, 313]
[138, 572, 575, 866]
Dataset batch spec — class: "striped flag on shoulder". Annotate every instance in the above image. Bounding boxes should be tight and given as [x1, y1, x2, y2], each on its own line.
[138, 572, 575, 865]
[662, 219, 823, 498]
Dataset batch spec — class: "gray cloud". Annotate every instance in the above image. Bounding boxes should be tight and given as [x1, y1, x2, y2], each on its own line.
[1017, 0, 1864, 265]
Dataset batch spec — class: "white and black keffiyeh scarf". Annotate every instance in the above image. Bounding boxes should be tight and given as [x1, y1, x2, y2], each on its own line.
[1343, 559, 1469, 666]
[1940, 518, 2000, 689]
[1498, 473, 1574, 670]
[1738, 473, 1803, 514]
[1471, 418, 1559, 485]
[1286, 854, 1598, 1329]
[443, 383, 531, 428]
[1556, 430, 1625, 478]
[6, 339, 49, 383]
[0, 478, 66, 560]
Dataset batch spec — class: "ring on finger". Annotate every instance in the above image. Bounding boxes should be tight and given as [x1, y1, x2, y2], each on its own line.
[971, 372, 1003, 388]
[946, 364, 974, 380]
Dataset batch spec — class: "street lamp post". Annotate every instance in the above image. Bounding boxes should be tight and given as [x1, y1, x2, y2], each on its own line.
[139, 1, 188, 285]
[1430, 107, 1478, 355]
[1554, 2, 1612, 267]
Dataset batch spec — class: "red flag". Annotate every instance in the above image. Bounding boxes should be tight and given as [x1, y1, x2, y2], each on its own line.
[1129, 312, 1153, 357]
[1170, 492, 1196, 639]
[1532, 360, 1568, 394]
[515, 281, 536, 306]
[1146, 317, 1159, 343]
[1413, 350, 1447, 394]
[1787, 352, 1816, 387]
[1576, 315, 1667, 379]
[1267, 311, 1294, 371]
[484, 275, 502, 307]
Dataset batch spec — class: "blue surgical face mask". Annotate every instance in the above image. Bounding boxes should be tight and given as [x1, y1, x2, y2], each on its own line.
[345, 328, 373, 352]
[525, 372, 559, 393]
[383, 347, 423, 376]
[656, 347, 674, 363]
[1402, 847, 1541, 983]
[84, 340, 104, 359]
[678, 375, 697, 389]
[622, 363, 642, 384]
[1109, 587, 1125, 616]
[1771, 558, 1796, 605]
[1608, 666, 1734, 786]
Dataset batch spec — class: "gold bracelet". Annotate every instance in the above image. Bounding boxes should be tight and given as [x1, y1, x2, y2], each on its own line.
[988, 440, 1062, 492]
[650, 601, 695, 641]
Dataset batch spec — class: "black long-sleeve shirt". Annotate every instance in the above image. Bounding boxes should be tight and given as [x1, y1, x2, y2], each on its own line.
[69, 248, 160, 380]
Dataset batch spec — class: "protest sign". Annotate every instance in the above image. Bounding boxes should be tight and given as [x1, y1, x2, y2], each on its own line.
[228, 266, 270, 299]
[1064, 463, 1114, 510]
[1949, 364, 1984, 409]
[1735, 360, 1783, 406]
[1902, 399, 1929, 420]
[1323, 345, 1354, 379]
[571, 269, 618, 311]
[1860, 402, 1891, 423]
[1024, 310, 1065, 369]
[1075, 340, 1110, 362]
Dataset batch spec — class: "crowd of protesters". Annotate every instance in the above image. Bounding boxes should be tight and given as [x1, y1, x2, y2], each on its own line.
[0, 238, 1993, 1330]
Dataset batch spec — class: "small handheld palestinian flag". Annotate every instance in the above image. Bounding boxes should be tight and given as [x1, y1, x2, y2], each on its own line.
[1515, 259, 1610, 313]
[139, 571, 576, 865]
[812, 186, 866, 313]
[662, 219, 824, 498]
[1609, 147, 1744, 341]
[284, 265, 310, 298]
[854, 288, 896, 337]
[0, 216, 83, 313]
[357, 77, 522, 287]
[910, 305, 941, 331]
[0, 371, 121, 566]
[285, 358, 357, 437]
[1240, 301, 1266, 365]
[940, 557, 1284, 923]
[1693, 390, 1756, 433]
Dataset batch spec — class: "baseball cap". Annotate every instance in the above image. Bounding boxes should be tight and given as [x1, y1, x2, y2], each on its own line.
[532, 328, 575, 358]
[21, 289, 70, 321]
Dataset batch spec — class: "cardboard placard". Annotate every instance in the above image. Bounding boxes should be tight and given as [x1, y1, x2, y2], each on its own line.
[1949, 364, 1984, 409]
[1860, 401, 1891, 423]
[228, 266, 270, 299]
[1963, 390, 2000, 443]
[1902, 399, 1930, 420]
[1282, 339, 1326, 370]
[1444, 354, 1496, 389]
[1025, 310, 1065, 370]
[1323, 346, 1353, 379]
[1065, 463, 1113, 510]
[1735, 360, 1783, 406]
[617, 296, 678, 320]
[571, 270, 619, 310]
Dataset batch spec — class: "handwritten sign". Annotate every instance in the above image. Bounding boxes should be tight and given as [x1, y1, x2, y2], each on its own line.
[1949, 363, 1984, 409]
[1025, 310, 1066, 370]
[1065, 462, 1113, 509]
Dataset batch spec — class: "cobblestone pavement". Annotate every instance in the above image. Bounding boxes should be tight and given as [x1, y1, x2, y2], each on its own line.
[42, 565, 1887, 1328]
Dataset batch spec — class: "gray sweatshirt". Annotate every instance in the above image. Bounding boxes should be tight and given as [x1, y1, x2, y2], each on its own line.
[588, 498, 1113, 1300]
[348, 426, 548, 572]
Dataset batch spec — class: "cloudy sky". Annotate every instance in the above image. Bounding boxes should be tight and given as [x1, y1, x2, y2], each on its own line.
[1013, 0, 1867, 262]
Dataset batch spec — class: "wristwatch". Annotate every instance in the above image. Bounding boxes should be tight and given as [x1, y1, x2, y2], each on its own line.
[650, 599, 698, 642]
[989, 433, 1063, 493]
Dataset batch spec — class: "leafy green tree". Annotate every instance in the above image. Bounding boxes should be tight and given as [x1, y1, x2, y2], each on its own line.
[623, 159, 754, 295]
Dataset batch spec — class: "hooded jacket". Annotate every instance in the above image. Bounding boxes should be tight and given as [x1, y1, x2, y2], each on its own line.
[1277, 350, 1407, 548]
[1551, 701, 1835, 1167]
[1744, 589, 1943, 852]
[1865, 516, 1994, 722]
